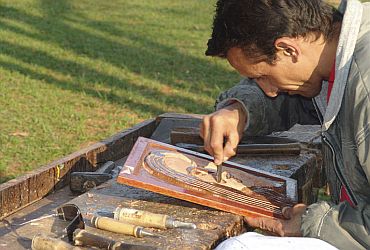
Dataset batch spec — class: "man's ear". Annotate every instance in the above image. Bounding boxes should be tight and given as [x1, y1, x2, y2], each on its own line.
[274, 37, 300, 62]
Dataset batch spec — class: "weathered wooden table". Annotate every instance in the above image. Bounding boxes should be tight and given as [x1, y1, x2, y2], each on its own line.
[0, 113, 323, 249]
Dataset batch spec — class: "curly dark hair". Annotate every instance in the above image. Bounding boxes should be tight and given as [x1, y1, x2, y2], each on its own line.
[206, 0, 343, 63]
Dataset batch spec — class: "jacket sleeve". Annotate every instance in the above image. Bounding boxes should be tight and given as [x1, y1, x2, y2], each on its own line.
[301, 200, 369, 249]
[215, 78, 320, 136]
[301, 61, 370, 250]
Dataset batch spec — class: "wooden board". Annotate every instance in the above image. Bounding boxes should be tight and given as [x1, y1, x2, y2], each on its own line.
[117, 137, 297, 219]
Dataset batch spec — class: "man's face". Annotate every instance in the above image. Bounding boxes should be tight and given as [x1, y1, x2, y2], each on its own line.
[226, 47, 323, 98]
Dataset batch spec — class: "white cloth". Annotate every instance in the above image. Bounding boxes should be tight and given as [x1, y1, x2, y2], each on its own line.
[215, 232, 338, 250]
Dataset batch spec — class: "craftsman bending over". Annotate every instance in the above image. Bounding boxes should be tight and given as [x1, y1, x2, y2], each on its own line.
[200, 0, 370, 249]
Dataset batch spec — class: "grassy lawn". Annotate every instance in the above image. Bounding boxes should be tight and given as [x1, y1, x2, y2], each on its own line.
[0, 0, 241, 182]
[0, 0, 368, 183]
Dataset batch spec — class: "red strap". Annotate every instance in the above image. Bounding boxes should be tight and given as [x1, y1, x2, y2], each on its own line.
[327, 62, 336, 102]
[340, 186, 354, 206]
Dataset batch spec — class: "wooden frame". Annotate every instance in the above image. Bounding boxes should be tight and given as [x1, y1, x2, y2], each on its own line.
[118, 137, 297, 219]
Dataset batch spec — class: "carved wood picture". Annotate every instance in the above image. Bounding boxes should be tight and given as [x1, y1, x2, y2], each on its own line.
[117, 137, 297, 219]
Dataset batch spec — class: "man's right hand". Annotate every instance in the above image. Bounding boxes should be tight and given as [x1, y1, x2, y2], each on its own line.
[200, 102, 247, 164]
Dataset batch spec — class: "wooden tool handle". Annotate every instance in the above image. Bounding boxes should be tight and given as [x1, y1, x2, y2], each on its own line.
[32, 234, 81, 250]
[91, 216, 139, 237]
[114, 207, 168, 229]
[73, 229, 115, 249]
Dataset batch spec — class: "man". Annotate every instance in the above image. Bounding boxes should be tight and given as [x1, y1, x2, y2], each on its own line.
[201, 0, 369, 249]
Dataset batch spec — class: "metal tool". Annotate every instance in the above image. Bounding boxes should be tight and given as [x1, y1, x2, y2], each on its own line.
[73, 229, 158, 250]
[211, 142, 300, 184]
[91, 216, 161, 238]
[176, 143, 301, 155]
[216, 164, 222, 183]
[113, 207, 196, 229]
[70, 161, 116, 194]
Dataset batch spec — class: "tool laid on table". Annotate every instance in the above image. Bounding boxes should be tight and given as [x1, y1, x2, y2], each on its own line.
[73, 229, 158, 250]
[30, 204, 85, 250]
[184, 142, 301, 183]
[171, 127, 301, 155]
[176, 142, 301, 155]
[91, 216, 162, 238]
[112, 207, 196, 229]
[30, 204, 157, 250]
[70, 161, 116, 194]
[170, 127, 302, 183]
[31, 234, 82, 250]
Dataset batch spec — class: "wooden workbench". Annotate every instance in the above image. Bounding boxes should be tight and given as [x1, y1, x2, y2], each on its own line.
[0, 113, 323, 249]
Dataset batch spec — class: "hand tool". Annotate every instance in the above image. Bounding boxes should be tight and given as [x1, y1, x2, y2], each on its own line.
[31, 234, 82, 250]
[13, 204, 85, 242]
[171, 127, 302, 183]
[216, 164, 223, 183]
[70, 161, 116, 194]
[91, 216, 161, 238]
[73, 229, 158, 250]
[176, 142, 301, 155]
[112, 207, 196, 229]
[211, 142, 300, 184]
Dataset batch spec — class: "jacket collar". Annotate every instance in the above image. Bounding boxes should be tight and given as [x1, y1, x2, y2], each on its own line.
[315, 0, 363, 131]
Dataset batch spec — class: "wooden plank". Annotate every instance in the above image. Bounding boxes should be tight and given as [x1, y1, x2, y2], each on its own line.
[0, 119, 156, 219]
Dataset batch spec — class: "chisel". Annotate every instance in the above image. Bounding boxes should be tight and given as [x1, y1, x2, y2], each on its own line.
[91, 216, 161, 238]
[73, 229, 158, 250]
[113, 207, 196, 229]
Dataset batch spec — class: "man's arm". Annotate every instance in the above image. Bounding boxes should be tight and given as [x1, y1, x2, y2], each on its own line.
[201, 78, 320, 163]
[215, 78, 320, 136]
[300, 200, 369, 249]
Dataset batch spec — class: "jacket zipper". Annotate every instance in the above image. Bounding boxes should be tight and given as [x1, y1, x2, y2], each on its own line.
[321, 133, 357, 206]
[312, 98, 357, 205]
[312, 98, 323, 126]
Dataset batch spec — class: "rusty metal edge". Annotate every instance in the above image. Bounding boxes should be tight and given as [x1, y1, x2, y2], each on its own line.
[0, 118, 157, 219]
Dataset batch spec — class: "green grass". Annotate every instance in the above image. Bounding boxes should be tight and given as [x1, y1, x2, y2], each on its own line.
[1, 0, 368, 183]
[0, 0, 240, 182]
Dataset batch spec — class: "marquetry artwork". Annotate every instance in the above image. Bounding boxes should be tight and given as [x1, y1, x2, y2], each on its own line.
[117, 137, 297, 219]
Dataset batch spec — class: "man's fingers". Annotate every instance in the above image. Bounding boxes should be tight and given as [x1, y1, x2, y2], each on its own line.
[244, 217, 284, 236]
[282, 204, 307, 220]
[223, 132, 239, 161]
[201, 103, 246, 164]
[201, 116, 214, 156]
[209, 117, 225, 164]
[199, 121, 205, 139]
[282, 207, 292, 219]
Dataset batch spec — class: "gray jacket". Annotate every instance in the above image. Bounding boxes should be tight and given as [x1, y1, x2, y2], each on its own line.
[215, 1, 370, 249]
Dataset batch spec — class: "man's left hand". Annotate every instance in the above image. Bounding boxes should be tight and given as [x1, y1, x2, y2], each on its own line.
[244, 204, 307, 236]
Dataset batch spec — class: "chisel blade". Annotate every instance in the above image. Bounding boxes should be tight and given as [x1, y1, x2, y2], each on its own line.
[216, 164, 222, 183]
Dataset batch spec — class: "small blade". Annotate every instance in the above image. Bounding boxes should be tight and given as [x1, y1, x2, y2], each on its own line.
[216, 164, 222, 183]
[141, 229, 163, 238]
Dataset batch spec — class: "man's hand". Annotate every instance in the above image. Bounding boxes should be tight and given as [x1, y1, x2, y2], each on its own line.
[200, 102, 247, 164]
[244, 204, 307, 237]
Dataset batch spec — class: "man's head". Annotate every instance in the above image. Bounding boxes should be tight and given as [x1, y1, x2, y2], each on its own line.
[206, 0, 342, 97]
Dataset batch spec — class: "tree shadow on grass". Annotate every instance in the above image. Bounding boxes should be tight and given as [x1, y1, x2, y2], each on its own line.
[0, 1, 238, 116]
